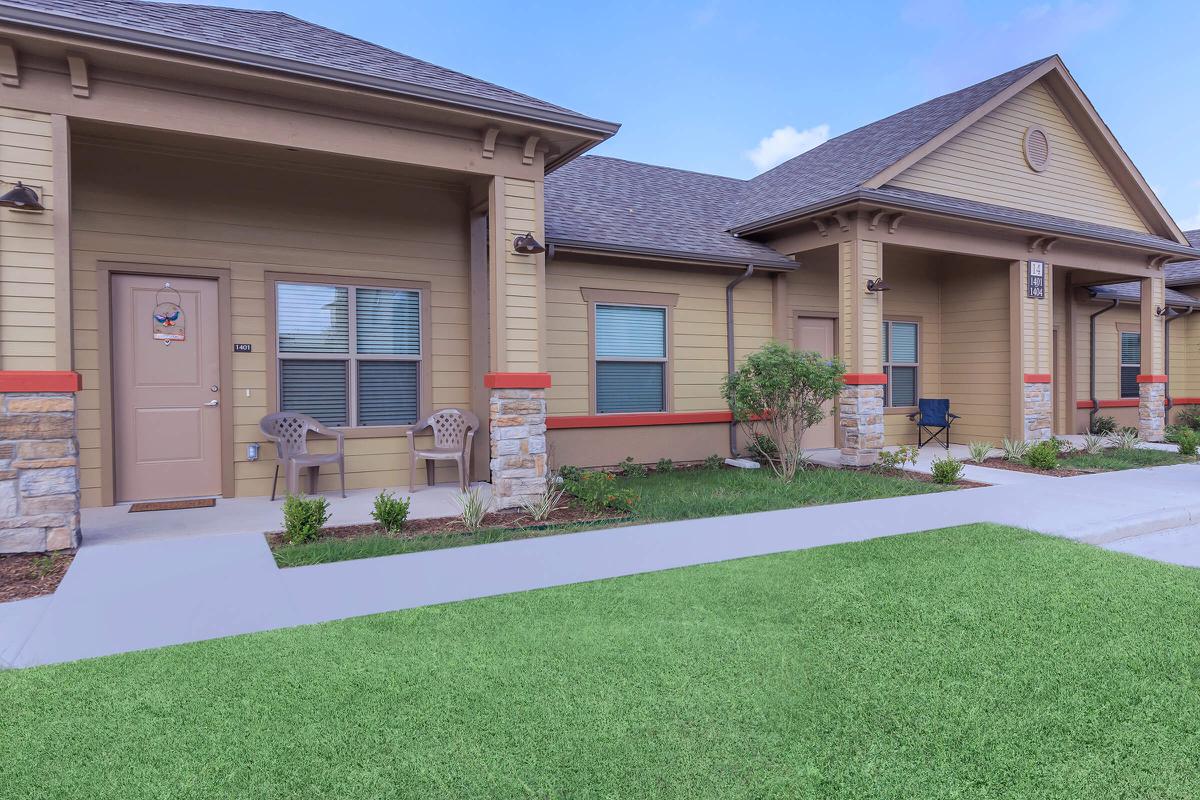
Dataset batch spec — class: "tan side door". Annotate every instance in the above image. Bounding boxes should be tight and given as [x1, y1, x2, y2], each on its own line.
[795, 316, 836, 449]
[112, 274, 222, 502]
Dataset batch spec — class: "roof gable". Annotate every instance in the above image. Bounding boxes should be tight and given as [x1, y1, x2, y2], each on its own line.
[885, 79, 1150, 233]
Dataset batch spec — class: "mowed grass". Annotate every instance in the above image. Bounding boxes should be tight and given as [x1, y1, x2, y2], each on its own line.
[272, 466, 952, 566]
[6, 524, 1200, 799]
[1060, 447, 1192, 472]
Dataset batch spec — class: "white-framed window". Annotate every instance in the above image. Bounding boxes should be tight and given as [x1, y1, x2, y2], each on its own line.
[594, 303, 667, 414]
[882, 320, 919, 408]
[1120, 330, 1140, 399]
[276, 281, 421, 427]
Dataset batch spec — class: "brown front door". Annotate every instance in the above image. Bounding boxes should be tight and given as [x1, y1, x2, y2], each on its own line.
[796, 316, 836, 449]
[112, 274, 222, 502]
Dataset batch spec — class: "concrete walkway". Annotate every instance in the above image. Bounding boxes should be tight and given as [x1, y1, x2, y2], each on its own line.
[4, 462, 1199, 668]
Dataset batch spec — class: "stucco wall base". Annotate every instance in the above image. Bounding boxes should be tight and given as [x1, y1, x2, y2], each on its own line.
[548, 423, 731, 470]
[0, 393, 81, 553]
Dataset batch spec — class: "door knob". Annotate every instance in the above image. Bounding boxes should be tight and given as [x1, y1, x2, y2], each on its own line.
[205, 399, 219, 407]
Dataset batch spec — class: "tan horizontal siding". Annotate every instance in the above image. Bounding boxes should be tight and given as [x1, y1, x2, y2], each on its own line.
[940, 257, 1010, 444]
[0, 108, 57, 369]
[71, 139, 471, 507]
[889, 80, 1149, 233]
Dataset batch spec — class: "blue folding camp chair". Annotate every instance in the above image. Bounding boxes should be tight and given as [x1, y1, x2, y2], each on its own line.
[907, 398, 959, 449]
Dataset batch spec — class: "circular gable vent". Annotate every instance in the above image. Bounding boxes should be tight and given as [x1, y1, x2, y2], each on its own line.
[1023, 126, 1051, 172]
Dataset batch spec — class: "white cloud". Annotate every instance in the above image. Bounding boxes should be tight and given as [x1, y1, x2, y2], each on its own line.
[745, 124, 830, 173]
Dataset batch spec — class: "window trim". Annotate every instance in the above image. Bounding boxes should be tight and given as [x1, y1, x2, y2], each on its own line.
[266, 272, 432, 438]
[882, 318, 920, 411]
[1118, 325, 1141, 400]
[582, 287, 678, 416]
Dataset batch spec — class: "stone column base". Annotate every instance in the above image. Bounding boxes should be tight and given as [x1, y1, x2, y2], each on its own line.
[1138, 380, 1166, 442]
[1022, 380, 1052, 441]
[488, 385, 549, 509]
[839, 383, 884, 467]
[0, 391, 81, 553]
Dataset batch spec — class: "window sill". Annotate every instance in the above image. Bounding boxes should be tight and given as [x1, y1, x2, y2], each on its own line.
[317, 425, 417, 440]
[884, 406, 918, 416]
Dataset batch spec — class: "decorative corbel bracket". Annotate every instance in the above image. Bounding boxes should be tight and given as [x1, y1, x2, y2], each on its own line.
[521, 135, 540, 166]
[481, 127, 500, 159]
[66, 53, 89, 98]
[1147, 254, 1170, 270]
[0, 41, 18, 88]
[868, 209, 887, 231]
[1028, 235, 1058, 254]
[812, 217, 829, 237]
[832, 211, 851, 232]
[887, 213, 905, 235]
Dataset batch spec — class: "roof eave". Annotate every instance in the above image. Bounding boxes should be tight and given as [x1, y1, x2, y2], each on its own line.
[1086, 288, 1200, 309]
[0, 5, 621, 138]
[546, 238, 796, 271]
[732, 190, 1200, 259]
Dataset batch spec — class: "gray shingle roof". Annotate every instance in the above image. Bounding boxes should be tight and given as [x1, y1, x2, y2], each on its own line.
[1, 0, 611, 129]
[1088, 281, 1200, 307]
[545, 156, 794, 269]
[1166, 230, 1200, 286]
[728, 58, 1053, 232]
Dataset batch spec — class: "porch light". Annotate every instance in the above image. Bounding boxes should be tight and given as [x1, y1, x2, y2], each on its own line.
[0, 181, 43, 211]
[866, 278, 890, 293]
[512, 232, 546, 255]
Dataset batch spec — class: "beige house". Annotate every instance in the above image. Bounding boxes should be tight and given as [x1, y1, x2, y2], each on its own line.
[0, 0, 1197, 553]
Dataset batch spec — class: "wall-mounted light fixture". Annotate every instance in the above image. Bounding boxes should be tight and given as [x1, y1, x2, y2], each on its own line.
[247, 443, 260, 462]
[512, 232, 546, 255]
[866, 278, 890, 293]
[1155, 306, 1171, 317]
[0, 181, 44, 212]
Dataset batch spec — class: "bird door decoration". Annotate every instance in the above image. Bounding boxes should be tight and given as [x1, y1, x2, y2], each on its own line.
[152, 283, 186, 345]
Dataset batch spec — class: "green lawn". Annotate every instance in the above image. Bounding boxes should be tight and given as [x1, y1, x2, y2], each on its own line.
[6, 524, 1200, 799]
[1060, 447, 1192, 472]
[273, 466, 952, 566]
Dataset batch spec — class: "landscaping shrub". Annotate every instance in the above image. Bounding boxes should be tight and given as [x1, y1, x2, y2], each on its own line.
[556, 465, 582, 483]
[618, 457, 648, 479]
[1168, 426, 1200, 458]
[967, 441, 994, 463]
[875, 446, 918, 471]
[1175, 406, 1200, 431]
[282, 494, 330, 545]
[1001, 438, 1030, 463]
[702, 454, 724, 470]
[564, 472, 638, 514]
[1109, 428, 1140, 450]
[454, 488, 491, 532]
[1089, 414, 1117, 435]
[519, 483, 566, 522]
[655, 458, 674, 473]
[723, 341, 846, 480]
[1080, 433, 1106, 455]
[371, 491, 410, 535]
[1024, 440, 1059, 471]
[930, 456, 964, 484]
[749, 433, 778, 462]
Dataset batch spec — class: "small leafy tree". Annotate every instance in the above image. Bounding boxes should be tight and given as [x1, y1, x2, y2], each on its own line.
[722, 342, 845, 480]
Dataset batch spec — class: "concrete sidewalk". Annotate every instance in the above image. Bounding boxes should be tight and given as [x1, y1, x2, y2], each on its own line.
[4, 462, 1199, 668]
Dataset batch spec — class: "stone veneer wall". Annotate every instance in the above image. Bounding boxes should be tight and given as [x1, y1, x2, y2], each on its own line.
[839, 383, 884, 466]
[0, 393, 81, 553]
[1022, 381, 1052, 441]
[1138, 382, 1166, 442]
[489, 387, 549, 509]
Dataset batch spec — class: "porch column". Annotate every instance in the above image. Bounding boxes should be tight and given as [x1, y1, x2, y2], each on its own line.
[485, 176, 550, 508]
[838, 238, 885, 466]
[1138, 274, 1167, 441]
[1010, 259, 1053, 441]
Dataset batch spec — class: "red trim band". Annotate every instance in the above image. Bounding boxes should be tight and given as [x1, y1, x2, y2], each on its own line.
[0, 371, 82, 392]
[1172, 398, 1200, 405]
[1076, 399, 1139, 409]
[843, 373, 888, 385]
[1135, 374, 1168, 384]
[1023, 374, 1052, 384]
[547, 411, 732, 430]
[484, 372, 552, 389]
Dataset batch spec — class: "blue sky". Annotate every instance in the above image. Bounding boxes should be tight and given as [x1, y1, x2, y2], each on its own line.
[202, 0, 1199, 229]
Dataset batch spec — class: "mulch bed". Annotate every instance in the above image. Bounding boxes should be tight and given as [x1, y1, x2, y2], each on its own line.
[855, 466, 990, 489]
[0, 550, 75, 603]
[977, 457, 1092, 477]
[266, 502, 629, 549]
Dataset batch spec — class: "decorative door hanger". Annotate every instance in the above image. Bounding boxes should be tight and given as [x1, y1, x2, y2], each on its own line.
[152, 283, 186, 345]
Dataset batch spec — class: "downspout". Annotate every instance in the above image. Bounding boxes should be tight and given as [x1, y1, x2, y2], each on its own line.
[726, 265, 755, 457]
[1088, 295, 1120, 431]
[1164, 306, 1194, 417]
